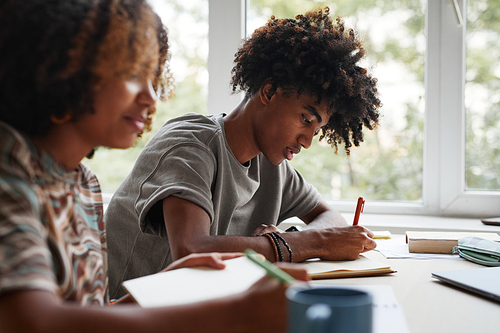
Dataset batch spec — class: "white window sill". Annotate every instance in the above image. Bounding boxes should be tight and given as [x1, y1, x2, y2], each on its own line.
[105, 193, 499, 234]
[281, 213, 500, 235]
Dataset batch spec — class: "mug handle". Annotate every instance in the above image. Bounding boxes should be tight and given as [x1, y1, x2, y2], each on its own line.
[305, 303, 332, 333]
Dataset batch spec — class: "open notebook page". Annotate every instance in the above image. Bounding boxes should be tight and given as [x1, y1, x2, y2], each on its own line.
[302, 254, 395, 279]
[123, 256, 266, 308]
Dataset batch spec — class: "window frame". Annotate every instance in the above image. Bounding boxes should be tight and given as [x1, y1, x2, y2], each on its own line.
[428, 0, 500, 218]
[207, 0, 500, 218]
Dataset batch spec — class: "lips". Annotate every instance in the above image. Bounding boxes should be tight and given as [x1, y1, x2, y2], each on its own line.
[125, 114, 146, 132]
[285, 146, 301, 161]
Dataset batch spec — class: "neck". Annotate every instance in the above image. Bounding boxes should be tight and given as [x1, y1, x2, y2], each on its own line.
[223, 96, 261, 164]
[31, 125, 94, 171]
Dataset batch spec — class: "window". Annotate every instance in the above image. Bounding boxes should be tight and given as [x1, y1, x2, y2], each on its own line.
[86, 0, 500, 218]
[210, 0, 500, 217]
[426, 0, 499, 217]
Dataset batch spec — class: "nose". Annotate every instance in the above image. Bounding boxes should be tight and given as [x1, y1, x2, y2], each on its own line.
[137, 80, 157, 108]
[298, 129, 315, 149]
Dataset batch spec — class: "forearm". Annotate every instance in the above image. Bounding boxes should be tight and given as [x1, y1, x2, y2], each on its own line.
[163, 196, 372, 264]
[172, 233, 276, 262]
[0, 290, 255, 333]
[173, 228, 327, 263]
[173, 226, 374, 264]
[276, 229, 330, 262]
[112, 296, 250, 333]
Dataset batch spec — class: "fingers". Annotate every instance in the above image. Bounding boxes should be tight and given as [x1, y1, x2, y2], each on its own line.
[216, 252, 245, 260]
[242, 277, 288, 332]
[363, 238, 377, 251]
[363, 226, 374, 238]
[251, 224, 268, 236]
[318, 226, 379, 260]
[251, 224, 280, 236]
[274, 263, 309, 282]
[350, 225, 374, 237]
[163, 252, 243, 272]
[351, 226, 376, 250]
[250, 275, 288, 295]
[357, 226, 377, 251]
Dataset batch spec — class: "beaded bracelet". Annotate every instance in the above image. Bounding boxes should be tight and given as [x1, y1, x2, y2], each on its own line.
[263, 233, 279, 262]
[268, 232, 284, 262]
[273, 232, 293, 263]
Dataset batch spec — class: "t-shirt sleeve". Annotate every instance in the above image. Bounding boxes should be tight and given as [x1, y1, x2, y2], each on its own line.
[136, 143, 217, 237]
[0, 175, 58, 297]
[277, 161, 322, 222]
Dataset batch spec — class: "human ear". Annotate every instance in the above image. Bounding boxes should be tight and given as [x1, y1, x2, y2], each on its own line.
[259, 82, 274, 105]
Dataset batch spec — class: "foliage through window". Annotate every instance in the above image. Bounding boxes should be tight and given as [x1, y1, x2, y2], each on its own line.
[465, 0, 500, 191]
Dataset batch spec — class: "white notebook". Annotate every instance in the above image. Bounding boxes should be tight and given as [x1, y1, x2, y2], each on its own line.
[122, 256, 266, 308]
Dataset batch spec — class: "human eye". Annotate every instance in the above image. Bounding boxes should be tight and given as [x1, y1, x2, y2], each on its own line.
[302, 114, 312, 125]
[128, 65, 155, 83]
[123, 71, 140, 83]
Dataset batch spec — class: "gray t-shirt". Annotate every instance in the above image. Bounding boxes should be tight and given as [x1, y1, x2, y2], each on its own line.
[105, 113, 321, 298]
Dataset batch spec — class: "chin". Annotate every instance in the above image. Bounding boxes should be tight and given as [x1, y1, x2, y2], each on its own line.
[261, 148, 285, 165]
[105, 136, 138, 150]
[267, 156, 285, 166]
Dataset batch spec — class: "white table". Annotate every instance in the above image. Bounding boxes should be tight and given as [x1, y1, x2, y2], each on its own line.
[312, 250, 499, 333]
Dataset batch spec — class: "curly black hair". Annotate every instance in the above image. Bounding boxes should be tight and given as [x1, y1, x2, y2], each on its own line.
[0, 0, 173, 137]
[231, 7, 381, 155]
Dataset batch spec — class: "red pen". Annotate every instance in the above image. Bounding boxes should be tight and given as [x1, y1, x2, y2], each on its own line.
[353, 196, 365, 225]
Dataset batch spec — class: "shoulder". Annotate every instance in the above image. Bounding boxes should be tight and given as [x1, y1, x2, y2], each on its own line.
[77, 163, 99, 187]
[164, 112, 221, 129]
[141, 113, 226, 166]
[153, 113, 224, 146]
[0, 121, 39, 182]
[0, 121, 34, 158]
[77, 163, 102, 197]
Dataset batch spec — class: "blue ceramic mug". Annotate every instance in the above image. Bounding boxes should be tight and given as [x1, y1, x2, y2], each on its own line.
[286, 284, 373, 333]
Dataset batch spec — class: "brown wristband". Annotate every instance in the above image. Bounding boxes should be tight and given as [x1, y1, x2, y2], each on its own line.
[263, 233, 279, 262]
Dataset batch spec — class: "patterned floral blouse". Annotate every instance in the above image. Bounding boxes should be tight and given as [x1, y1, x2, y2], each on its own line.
[0, 121, 107, 305]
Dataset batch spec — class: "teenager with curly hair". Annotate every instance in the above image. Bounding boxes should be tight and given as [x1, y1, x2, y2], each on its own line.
[106, 7, 381, 298]
[0, 1, 306, 332]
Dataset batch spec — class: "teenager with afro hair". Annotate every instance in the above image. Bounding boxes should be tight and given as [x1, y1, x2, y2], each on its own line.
[106, 7, 381, 299]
